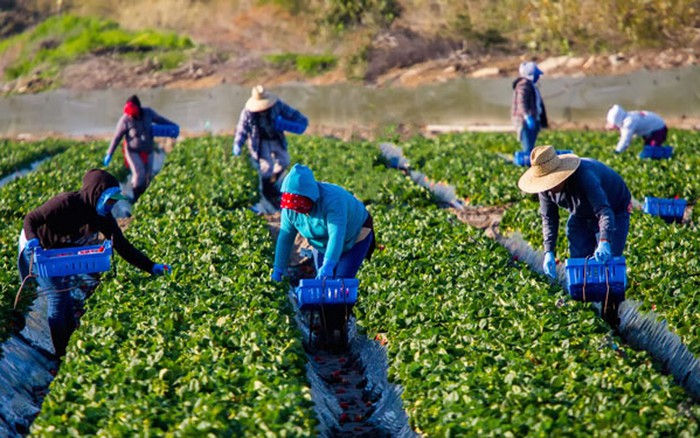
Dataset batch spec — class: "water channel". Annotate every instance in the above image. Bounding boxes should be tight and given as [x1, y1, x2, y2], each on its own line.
[0, 66, 698, 137]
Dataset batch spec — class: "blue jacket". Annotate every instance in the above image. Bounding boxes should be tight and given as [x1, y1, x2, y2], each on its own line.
[274, 164, 368, 271]
[539, 159, 631, 253]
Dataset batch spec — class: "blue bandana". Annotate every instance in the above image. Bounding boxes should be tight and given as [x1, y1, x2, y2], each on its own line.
[96, 187, 126, 217]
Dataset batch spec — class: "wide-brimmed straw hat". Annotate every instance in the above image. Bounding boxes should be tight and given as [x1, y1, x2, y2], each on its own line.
[245, 85, 278, 112]
[517, 145, 581, 193]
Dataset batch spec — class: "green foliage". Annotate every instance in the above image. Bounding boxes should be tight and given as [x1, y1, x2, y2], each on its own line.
[265, 52, 337, 76]
[1, 14, 193, 80]
[316, 0, 401, 34]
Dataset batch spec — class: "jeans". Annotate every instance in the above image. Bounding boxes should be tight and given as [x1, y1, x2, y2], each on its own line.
[566, 212, 630, 258]
[519, 122, 540, 153]
[317, 231, 374, 278]
[643, 126, 668, 146]
[18, 248, 75, 357]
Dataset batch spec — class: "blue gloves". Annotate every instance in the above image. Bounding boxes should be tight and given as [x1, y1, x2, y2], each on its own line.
[543, 251, 557, 279]
[594, 240, 612, 263]
[232, 144, 241, 157]
[271, 267, 284, 282]
[25, 238, 41, 254]
[152, 264, 171, 276]
[103, 154, 112, 167]
[316, 259, 336, 279]
[525, 115, 536, 130]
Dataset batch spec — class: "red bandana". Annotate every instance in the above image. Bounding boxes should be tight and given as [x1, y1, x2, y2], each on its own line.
[124, 101, 140, 118]
[281, 193, 314, 214]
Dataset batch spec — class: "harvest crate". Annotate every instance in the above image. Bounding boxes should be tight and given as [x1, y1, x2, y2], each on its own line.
[33, 240, 113, 277]
[643, 196, 687, 223]
[514, 149, 573, 167]
[639, 145, 673, 159]
[296, 278, 358, 311]
[152, 124, 179, 138]
[565, 256, 626, 303]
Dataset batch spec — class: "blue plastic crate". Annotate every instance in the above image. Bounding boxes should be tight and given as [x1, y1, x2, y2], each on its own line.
[643, 196, 687, 223]
[296, 278, 358, 310]
[639, 145, 673, 159]
[565, 257, 626, 302]
[151, 124, 179, 138]
[514, 149, 573, 167]
[33, 240, 112, 277]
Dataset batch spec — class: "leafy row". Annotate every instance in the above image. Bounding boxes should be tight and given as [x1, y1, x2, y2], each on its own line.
[287, 134, 700, 435]
[0, 138, 69, 180]
[30, 137, 317, 435]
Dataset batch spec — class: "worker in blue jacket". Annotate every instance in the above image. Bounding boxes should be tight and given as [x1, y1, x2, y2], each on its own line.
[517, 146, 632, 279]
[271, 164, 375, 282]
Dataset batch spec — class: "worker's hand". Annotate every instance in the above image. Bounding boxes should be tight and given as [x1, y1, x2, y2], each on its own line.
[103, 154, 112, 167]
[271, 267, 284, 282]
[25, 238, 41, 254]
[232, 144, 241, 157]
[525, 115, 536, 130]
[152, 264, 171, 276]
[594, 241, 612, 263]
[316, 259, 336, 279]
[543, 251, 557, 279]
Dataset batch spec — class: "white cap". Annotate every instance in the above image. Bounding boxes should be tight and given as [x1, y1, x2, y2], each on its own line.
[606, 104, 627, 128]
[519, 62, 543, 81]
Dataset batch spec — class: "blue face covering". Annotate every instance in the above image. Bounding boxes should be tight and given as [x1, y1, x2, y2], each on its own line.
[96, 187, 123, 217]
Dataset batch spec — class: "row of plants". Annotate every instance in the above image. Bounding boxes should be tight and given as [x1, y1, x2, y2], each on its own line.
[28, 137, 317, 435]
[0, 138, 69, 179]
[397, 130, 700, 375]
[288, 135, 700, 435]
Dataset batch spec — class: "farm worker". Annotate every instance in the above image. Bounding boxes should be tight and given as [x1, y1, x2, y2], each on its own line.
[271, 164, 375, 282]
[17, 169, 171, 357]
[232, 85, 308, 212]
[606, 104, 668, 153]
[512, 61, 548, 153]
[517, 146, 632, 279]
[103, 95, 179, 202]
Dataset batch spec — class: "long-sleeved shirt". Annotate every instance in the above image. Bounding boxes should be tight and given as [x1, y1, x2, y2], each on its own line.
[615, 110, 666, 153]
[106, 107, 177, 157]
[233, 101, 308, 157]
[511, 77, 548, 133]
[23, 170, 155, 273]
[274, 183, 368, 271]
[539, 159, 631, 253]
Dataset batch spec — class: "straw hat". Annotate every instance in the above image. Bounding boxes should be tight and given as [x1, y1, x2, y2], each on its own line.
[517, 145, 581, 194]
[245, 85, 278, 112]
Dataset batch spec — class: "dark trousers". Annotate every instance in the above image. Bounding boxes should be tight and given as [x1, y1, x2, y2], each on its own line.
[18, 249, 76, 357]
[566, 212, 630, 258]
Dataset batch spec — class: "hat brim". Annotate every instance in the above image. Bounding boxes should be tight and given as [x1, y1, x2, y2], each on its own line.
[517, 154, 581, 194]
[245, 94, 278, 112]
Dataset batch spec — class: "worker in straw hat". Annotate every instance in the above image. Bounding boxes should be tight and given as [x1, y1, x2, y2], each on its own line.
[232, 85, 309, 213]
[606, 104, 668, 154]
[517, 146, 632, 280]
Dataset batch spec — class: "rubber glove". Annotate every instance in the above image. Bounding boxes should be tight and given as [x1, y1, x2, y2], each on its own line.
[103, 153, 112, 166]
[152, 264, 171, 276]
[232, 143, 241, 157]
[525, 115, 536, 130]
[543, 251, 557, 279]
[25, 238, 41, 254]
[271, 267, 284, 282]
[316, 259, 336, 279]
[594, 241, 612, 263]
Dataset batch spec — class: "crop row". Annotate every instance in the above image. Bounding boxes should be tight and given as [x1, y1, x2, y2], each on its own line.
[0, 138, 69, 180]
[26, 137, 318, 435]
[395, 130, 700, 357]
[289, 135, 700, 435]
